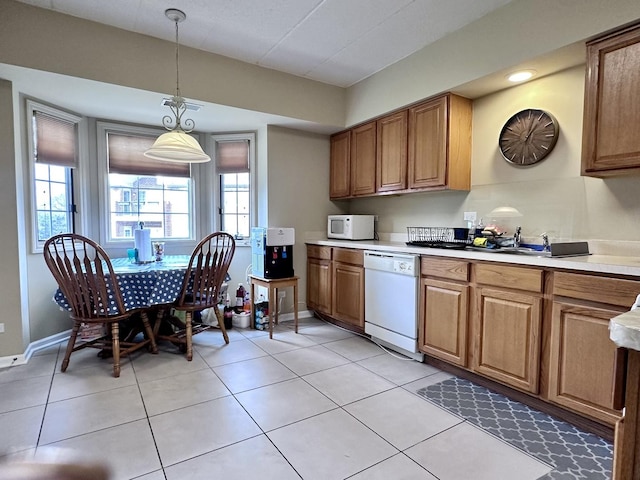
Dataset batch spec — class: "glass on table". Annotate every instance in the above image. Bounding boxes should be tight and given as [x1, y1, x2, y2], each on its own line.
[127, 248, 137, 263]
[153, 242, 165, 261]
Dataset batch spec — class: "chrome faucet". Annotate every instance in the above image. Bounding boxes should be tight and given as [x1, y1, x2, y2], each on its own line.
[540, 232, 550, 252]
[513, 226, 522, 248]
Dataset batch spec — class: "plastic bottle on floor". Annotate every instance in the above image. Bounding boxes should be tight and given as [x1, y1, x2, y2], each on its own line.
[235, 283, 245, 313]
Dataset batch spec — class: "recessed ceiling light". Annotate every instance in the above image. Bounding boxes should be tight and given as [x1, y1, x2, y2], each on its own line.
[507, 70, 537, 82]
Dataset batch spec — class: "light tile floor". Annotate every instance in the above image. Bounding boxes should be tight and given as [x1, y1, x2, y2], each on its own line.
[0, 317, 600, 479]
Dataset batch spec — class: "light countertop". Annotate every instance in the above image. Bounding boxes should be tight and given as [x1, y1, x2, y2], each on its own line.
[306, 239, 640, 278]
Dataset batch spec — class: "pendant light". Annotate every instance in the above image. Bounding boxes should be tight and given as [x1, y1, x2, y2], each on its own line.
[144, 8, 210, 163]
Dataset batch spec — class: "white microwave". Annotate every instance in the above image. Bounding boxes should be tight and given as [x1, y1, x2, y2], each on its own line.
[328, 215, 375, 240]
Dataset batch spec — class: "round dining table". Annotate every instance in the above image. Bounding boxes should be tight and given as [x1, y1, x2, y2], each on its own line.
[53, 255, 191, 314]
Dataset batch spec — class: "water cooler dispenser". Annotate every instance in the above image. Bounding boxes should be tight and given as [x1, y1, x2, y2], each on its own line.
[251, 227, 295, 279]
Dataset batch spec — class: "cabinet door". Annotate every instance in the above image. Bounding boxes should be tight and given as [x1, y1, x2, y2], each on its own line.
[332, 262, 364, 328]
[472, 287, 542, 393]
[582, 24, 640, 176]
[408, 96, 447, 189]
[330, 131, 351, 199]
[419, 278, 468, 366]
[376, 110, 407, 193]
[307, 258, 332, 315]
[350, 122, 376, 197]
[548, 302, 624, 425]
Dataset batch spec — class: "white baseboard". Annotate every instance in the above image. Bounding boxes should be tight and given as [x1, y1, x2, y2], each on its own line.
[0, 312, 316, 369]
[0, 329, 70, 369]
[277, 309, 313, 323]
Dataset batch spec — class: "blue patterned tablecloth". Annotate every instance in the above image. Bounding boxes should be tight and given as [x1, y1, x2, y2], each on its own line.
[53, 255, 191, 314]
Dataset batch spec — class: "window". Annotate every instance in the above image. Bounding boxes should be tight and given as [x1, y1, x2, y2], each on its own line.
[213, 134, 254, 240]
[101, 128, 194, 242]
[27, 100, 81, 250]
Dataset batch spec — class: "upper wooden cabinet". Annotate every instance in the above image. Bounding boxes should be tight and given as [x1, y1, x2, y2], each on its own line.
[330, 122, 376, 199]
[376, 110, 408, 193]
[329, 92, 472, 199]
[582, 22, 640, 177]
[350, 122, 377, 197]
[409, 94, 472, 191]
[329, 131, 351, 199]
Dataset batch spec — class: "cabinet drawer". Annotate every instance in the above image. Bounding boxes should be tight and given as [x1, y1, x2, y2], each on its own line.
[474, 263, 543, 293]
[552, 272, 640, 308]
[421, 257, 469, 281]
[333, 248, 363, 266]
[307, 245, 332, 261]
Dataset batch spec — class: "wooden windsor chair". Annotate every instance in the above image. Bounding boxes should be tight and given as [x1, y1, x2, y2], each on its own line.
[43, 233, 157, 377]
[153, 232, 235, 360]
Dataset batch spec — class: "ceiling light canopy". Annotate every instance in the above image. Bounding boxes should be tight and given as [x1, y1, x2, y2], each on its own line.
[506, 69, 537, 83]
[144, 8, 210, 164]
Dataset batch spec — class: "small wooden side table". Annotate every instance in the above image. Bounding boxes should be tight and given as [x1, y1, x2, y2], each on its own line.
[249, 275, 299, 339]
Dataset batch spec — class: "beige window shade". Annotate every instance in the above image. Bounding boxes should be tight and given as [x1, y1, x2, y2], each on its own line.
[108, 133, 190, 177]
[34, 111, 78, 168]
[216, 140, 249, 173]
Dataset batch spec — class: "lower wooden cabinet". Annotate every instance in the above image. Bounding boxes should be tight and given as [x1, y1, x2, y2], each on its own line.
[548, 301, 625, 424]
[420, 277, 469, 366]
[546, 271, 636, 425]
[332, 257, 365, 328]
[472, 286, 542, 394]
[306, 245, 364, 330]
[470, 263, 544, 394]
[306, 246, 332, 315]
[419, 257, 470, 366]
[306, 245, 637, 430]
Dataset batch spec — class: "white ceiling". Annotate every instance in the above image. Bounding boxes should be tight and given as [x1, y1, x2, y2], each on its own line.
[12, 0, 515, 88]
[4, 0, 586, 134]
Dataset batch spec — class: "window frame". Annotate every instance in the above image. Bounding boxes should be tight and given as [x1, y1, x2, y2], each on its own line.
[96, 121, 205, 249]
[209, 132, 256, 247]
[26, 99, 87, 253]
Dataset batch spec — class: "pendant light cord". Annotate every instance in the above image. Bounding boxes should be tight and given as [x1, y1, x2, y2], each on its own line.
[174, 17, 181, 99]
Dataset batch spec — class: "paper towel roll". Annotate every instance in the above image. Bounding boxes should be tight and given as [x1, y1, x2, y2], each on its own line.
[134, 228, 153, 262]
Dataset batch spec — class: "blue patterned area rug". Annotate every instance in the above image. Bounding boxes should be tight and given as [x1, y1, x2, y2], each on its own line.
[416, 377, 613, 480]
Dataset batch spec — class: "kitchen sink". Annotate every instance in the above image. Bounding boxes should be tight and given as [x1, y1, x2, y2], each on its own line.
[467, 241, 590, 258]
[497, 247, 551, 257]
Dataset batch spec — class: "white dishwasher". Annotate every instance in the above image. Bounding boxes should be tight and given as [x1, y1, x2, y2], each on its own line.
[364, 251, 423, 361]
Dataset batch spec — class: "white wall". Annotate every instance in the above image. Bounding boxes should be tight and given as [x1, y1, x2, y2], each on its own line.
[346, 0, 640, 126]
[351, 65, 640, 252]
[265, 125, 337, 312]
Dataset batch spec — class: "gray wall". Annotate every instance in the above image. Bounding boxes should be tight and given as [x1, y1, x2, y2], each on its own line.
[0, 79, 28, 354]
[2, 0, 640, 357]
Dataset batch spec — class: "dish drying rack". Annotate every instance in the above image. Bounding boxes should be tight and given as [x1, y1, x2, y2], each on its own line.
[406, 226, 471, 249]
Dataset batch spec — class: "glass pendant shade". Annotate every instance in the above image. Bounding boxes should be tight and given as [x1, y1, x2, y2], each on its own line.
[144, 8, 211, 164]
[144, 130, 210, 163]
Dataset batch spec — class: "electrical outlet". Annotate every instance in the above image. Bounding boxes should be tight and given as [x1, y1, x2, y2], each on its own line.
[278, 291, 286, 300]
[0, 323, 4, 333]
[463, 211, 477, 222]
